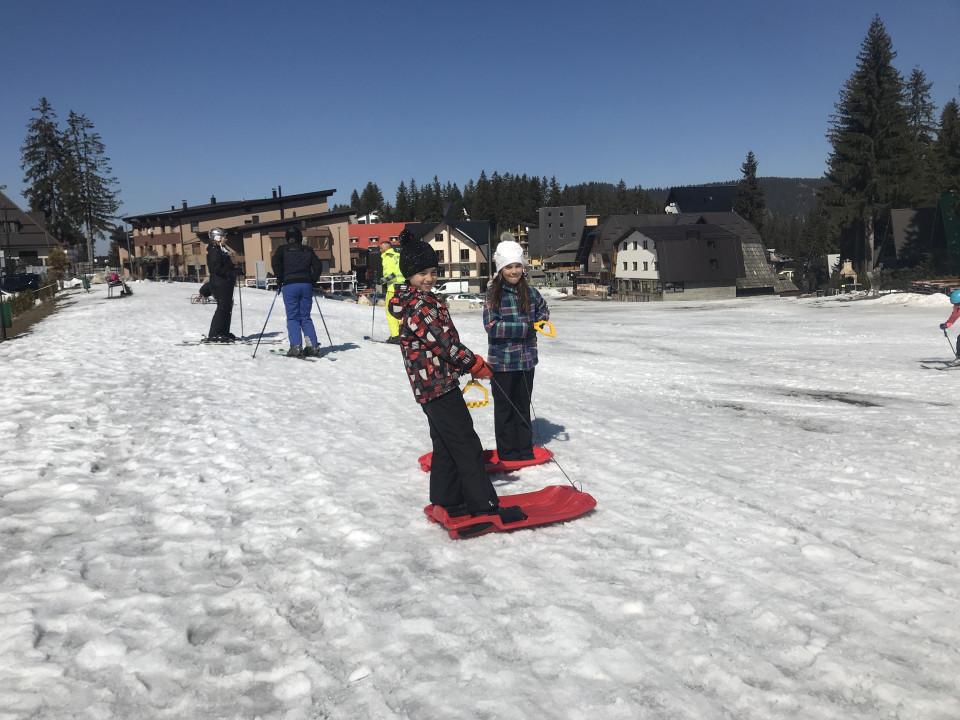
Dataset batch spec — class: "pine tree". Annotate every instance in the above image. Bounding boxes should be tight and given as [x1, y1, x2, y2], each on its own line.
[822, 16, 914, 272]
[734, 151, 767, 236]
[394, 180, 411, 220]
[63, 111, 120, 262]
[905, 67, 939, 203]
[359, 181, 384, 218]
[547, 176, 561, 206]
[20, 98, 73, 243]
[935, 99, 960, 194]
[350, 189, 361, 212]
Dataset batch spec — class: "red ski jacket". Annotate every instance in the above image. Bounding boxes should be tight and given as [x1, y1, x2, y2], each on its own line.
[389, 285, 477, 404]
[944, 304, 960, 329]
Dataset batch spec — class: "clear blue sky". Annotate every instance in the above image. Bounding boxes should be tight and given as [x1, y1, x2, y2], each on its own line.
[2, 0, 958, 221]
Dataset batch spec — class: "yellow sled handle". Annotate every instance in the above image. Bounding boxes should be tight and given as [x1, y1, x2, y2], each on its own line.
[533, 320, 556, 338]
[462, 379, 490, 409]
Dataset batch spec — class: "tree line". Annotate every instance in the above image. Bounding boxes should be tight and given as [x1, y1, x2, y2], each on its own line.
[19, 97, 120, 264]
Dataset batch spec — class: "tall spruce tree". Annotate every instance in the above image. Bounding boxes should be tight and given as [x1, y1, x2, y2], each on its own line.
[394, 180, 411, 220]
[20, 98, 73, 243]
[734, 151, 767, 235]
[822, 16, 914, 272]
[63, 111, 120, 262]
[935, 99, 960, 194]
[905, 68, 939, 203]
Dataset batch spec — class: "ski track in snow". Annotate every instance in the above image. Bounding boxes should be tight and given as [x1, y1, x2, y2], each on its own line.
[0, 283, 958, 719]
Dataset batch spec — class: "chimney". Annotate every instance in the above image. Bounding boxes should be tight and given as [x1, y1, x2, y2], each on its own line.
[277, 185, 282, 198]
[272, 188, 277, 199]
[210, 195, 217, 205]
[170, 205, 175, 211]
[182, 200, 187, 209]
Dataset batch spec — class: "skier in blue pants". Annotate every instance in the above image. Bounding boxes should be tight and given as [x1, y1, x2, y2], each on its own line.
[271, 226, 323, 357]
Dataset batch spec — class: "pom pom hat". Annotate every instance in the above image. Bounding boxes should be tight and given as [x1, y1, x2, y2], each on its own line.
[399, 228, 439, 278]
[494, 232, 525, 273]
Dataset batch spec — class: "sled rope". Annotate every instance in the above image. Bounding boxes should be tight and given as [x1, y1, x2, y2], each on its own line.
[488, 374, 581, 492]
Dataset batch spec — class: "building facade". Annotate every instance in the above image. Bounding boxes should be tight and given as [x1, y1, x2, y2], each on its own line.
[121, 188, 351, 280]
[0, 190, 58, 271]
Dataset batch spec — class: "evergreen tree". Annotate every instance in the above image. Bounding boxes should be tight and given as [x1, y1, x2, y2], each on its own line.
[63, 111, 120, 262]
[547, 176, 561, 206]
[905, 67, 939, 203]
[349, 189, 361, 211]
[359, 181, 385, 218]
[408, 178, 420, 220]
[734, 151, 767, 235]
[394, 180, 411, 220]
[935, 99, 960, 194]
[822, 16, 914, 272]
[20, 98, 73, 243]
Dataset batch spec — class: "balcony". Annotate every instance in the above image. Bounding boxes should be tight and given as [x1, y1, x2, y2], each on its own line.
[134, 232, 181, 247]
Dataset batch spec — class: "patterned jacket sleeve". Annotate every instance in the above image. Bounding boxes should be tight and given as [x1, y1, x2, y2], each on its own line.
[483, 297, 531, 339]
[409, 297, 476, 372]
[533, 288, 550, 323]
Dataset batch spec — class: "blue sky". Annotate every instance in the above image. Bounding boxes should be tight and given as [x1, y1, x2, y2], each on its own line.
[1, 0, 958, 220]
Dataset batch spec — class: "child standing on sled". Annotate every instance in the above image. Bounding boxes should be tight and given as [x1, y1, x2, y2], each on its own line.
[389, 229, 525, 524]
[483, 233, 550, 461]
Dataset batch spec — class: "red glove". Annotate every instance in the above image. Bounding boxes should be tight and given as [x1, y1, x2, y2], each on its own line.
[469, 355, 493, 379]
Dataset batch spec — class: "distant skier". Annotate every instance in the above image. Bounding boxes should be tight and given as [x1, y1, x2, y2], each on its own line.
[206, 227, 237, 342]
[940, 289, 960, 357]
[272, 226, 323, 357]
[389, 229, 526, 524]
[483, 233, 550, 461]
[378, 236, 404, 343]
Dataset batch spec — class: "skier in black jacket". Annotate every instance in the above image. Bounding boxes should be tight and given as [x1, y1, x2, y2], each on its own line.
[271, 226, 323, 357]
[206, 227, 237, 341]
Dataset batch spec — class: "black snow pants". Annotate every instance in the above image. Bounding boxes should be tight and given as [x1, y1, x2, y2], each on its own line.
[491, 368, 536, 461]
[421, 389, 499, 513]
[208, 278, 235, 338]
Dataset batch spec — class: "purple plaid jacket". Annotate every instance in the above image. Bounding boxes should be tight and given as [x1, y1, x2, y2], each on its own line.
[483, 285, 550, 372]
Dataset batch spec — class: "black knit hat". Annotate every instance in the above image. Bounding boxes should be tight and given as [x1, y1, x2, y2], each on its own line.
[285, 226, 303, 243]
[399, 228, 438, 278]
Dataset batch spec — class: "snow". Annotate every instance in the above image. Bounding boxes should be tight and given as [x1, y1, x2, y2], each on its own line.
[1, 283, 959, 719]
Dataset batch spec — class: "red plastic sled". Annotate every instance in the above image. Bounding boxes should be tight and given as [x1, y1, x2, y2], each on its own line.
[418, 445, 554, 474]
[424, 485, 597, 540]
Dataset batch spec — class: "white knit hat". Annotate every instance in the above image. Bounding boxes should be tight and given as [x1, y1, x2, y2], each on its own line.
[494, 236, 525, 273]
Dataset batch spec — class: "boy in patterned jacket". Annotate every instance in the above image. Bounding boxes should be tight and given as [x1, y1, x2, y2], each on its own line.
[389, 229, 526, 524]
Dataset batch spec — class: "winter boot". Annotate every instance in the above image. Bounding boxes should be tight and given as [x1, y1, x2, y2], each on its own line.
[286, 345, 302, 358]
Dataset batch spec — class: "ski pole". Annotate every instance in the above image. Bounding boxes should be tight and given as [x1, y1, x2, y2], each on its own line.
[252, 289, 281, 359]
[370, 279, 380, 339]
[313, 293, 334, 346]
[945, 328, 957, 358]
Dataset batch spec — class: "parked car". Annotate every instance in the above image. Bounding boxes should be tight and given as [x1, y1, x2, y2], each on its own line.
[0, 273, 41, 292]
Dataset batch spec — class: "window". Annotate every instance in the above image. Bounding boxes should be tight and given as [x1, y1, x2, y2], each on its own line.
[389, 236, 398, 242]
[707, 239, 716, 249]
[437, 250, 445, 263]
[709, 259, 719, 269]
[632, 241, 637, 250]
[560, 222, 564, 228]
[252, 215, 259, 224]
[369, 237, 379, 244]
[559, 211, 564, 216]
[459, 249, 470, 262]
[623, 261, 628, 270]
[190, 220, 199, 232]
[349, 237, 358, 244]
[623, 242, 628, 251]
[643, 261, 648, 271]
[434, 233, 443, 243]
[548, 223, 552, 228]
[547, 211, 551, 217]
[642, 240, 648, 250]
[632, 262, 638, 271]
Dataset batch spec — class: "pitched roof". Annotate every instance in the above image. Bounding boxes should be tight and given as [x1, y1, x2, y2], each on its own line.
[0, 189, 58, 252]
[234, 209, 354, 234]
[404, 220, 493, 247]
[122, 188, 337, 223]
[665, 185, 738, 213]
[348, 222, 409, 250]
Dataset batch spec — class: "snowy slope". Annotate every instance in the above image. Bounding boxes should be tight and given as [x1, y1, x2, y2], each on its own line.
[0, 283, 958, 720]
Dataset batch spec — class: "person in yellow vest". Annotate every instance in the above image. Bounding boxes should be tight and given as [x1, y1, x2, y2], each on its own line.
[379, 236, 404, 343]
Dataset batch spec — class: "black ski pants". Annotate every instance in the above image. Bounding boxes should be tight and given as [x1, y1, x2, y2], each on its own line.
[421, 389, 499, 513]
[208, 278, 234, 338]
[492, 368, 535, 461]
